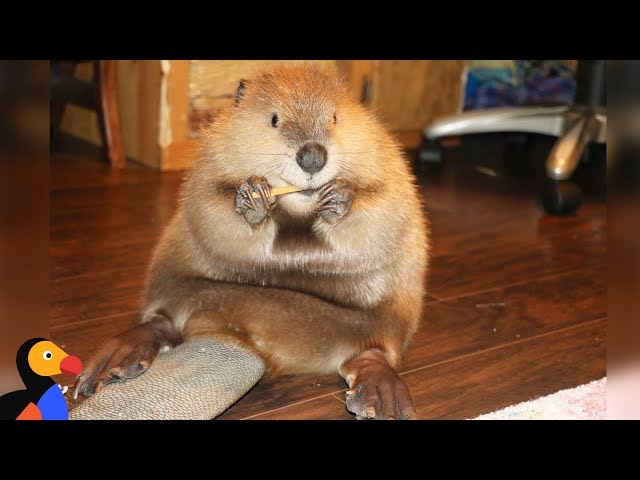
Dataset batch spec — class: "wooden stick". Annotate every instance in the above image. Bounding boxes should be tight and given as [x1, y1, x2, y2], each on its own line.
[250, 185, 309, 199]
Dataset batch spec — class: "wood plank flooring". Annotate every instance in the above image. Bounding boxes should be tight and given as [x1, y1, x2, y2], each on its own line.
[50, 137, 606, 420]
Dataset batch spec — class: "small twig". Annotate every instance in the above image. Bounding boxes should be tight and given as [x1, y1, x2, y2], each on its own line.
[250, 185, 311, 199]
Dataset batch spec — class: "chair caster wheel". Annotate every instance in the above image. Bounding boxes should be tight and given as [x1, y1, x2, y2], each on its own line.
[541, 179, 582, 215]
[415, 138, 443, 166]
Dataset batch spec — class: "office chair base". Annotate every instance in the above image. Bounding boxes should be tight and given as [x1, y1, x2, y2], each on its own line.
[541, 179, 583, 216]
[423, 104, 606, 215]
[423, 105, 606, 178]
[415, 138, 444, 166]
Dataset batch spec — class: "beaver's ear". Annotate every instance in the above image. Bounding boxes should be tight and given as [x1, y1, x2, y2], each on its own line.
[235, 79, 248, 106]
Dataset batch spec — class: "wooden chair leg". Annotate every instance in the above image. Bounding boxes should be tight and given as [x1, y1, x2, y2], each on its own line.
[97, 60, 125, 168]
[50, 61, 78, 143]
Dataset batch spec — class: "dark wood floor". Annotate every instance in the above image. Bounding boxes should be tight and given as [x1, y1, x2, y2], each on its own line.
[50, 137, 606, 419]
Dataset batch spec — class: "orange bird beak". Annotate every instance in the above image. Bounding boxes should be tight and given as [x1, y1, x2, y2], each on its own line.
[60, 355, 82, 376]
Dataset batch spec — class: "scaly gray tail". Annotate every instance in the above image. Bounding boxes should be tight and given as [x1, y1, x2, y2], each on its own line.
[70, 338, 265, 420]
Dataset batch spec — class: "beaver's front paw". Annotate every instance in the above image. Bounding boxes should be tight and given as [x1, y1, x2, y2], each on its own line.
[235, 176, 276, 225]
[72, 314, 176, 398]
[317, 178, 353, 224]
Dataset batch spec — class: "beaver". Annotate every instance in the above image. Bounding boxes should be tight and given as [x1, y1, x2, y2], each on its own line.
[73, 63, 429, 420]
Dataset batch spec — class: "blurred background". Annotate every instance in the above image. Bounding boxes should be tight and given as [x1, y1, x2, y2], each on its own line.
[0, 60, 49, 396]
[50, 59, 608, 216]
[50, 60, 582, 170]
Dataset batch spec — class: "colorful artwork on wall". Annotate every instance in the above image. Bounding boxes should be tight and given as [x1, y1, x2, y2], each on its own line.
[464, 60, 576, 111]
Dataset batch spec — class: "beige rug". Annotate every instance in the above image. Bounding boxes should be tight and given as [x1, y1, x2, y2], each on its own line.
[472, 378, 607, 420]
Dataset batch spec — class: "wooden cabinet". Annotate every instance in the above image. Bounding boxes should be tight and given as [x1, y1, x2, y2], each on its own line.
[337, 60, 467, 148]
[171, 60, 467, 170]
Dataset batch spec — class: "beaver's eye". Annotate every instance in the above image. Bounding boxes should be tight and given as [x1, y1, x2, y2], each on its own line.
[271, 113, 280, 128]
[333, 113, 337, 124]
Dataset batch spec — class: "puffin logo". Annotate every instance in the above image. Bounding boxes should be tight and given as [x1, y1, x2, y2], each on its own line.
[0, 338, 83, 420]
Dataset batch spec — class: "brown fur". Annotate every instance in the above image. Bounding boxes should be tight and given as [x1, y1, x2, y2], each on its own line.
[75, 63, 429, 418]
[143, 63, 428, 372]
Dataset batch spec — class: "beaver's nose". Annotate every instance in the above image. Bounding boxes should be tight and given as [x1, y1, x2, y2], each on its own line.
[296, 143, 327, 174]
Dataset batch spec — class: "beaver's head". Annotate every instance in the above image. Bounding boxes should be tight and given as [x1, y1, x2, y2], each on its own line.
[208, 64, 385, 202]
